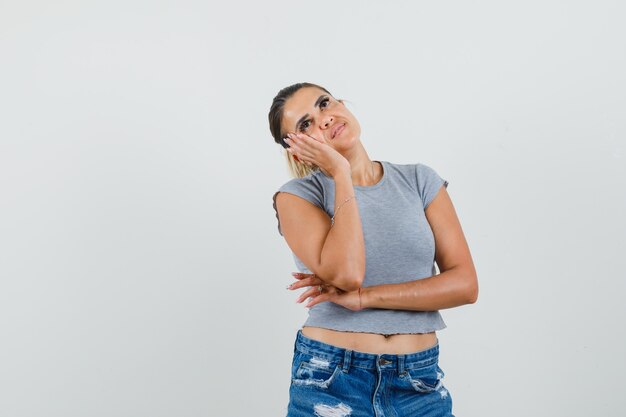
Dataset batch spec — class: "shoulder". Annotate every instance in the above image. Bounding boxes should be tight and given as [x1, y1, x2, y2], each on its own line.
[276, 170, 327, 197]
[413, 162, 449, 209]
[378, 160, 417, 191]
[415, 162, 440, 175]
[380, 160, 444, 193]
[380, 160, 433, 176]
[384, 161, 448, 208]
[414, 162, 447, 186]
[273, 170, 329, 213]
[272, 170, 329, 236]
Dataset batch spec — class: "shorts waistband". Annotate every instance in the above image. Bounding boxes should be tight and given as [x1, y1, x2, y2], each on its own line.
[294, 329, 439, 373]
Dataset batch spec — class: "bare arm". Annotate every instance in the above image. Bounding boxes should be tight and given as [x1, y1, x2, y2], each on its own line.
[360, 268, 476, 311]
[360, 185, 478, 310]
[276, 133, 366, 292]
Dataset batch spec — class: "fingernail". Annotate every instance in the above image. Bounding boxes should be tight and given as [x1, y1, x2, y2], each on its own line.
[286, 284, 291, 289]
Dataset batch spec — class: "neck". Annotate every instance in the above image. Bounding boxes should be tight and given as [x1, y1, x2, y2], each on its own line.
[344, 148, 378, 186]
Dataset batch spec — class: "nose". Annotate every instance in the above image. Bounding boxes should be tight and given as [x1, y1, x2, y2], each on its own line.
[320, 115, 333, 130]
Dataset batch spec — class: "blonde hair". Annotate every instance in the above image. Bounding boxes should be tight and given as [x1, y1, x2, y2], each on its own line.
[285, 150, 319, 178]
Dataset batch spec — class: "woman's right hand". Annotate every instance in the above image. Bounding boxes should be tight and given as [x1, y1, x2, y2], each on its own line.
[284, 132, 350, 177]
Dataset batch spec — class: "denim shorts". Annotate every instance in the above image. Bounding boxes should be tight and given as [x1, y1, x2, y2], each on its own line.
[286, 329, 454, 417]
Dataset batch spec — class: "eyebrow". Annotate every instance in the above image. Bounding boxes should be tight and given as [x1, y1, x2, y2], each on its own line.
[294, 95, 327, 131]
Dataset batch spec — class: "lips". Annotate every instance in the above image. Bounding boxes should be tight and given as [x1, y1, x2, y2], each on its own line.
[331, 123, 345, 140]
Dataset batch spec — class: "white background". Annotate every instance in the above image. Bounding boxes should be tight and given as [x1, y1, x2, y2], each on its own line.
[1, 1, 625, 416]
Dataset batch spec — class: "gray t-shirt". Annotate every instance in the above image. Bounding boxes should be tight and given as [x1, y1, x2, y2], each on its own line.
[272, 160, 449, 334]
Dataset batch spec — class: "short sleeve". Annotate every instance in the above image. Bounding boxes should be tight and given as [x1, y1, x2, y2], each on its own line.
[272, 177, 325, 236]
[415, 163, 449, 209]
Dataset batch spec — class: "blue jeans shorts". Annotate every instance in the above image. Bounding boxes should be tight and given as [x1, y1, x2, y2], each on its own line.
[286, 329, 454, 417]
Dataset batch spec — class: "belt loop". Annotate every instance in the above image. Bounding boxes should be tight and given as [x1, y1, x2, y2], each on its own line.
[342, 349, 352, 373]
[398, 354, 405, 375]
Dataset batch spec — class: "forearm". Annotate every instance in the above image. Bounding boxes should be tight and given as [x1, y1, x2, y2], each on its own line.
[317, 172, 366, 291]
[361, 267, 478, 311]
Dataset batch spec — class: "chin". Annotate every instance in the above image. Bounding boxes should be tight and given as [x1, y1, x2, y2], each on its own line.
[339, 133, 359, 147]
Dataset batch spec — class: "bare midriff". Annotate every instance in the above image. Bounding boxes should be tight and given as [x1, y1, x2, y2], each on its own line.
[301, 326, 438, 355]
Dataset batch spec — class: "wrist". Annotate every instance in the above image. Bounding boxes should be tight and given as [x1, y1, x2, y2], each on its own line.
[331, 167, 352, 180]
[360, 285, 374, 309]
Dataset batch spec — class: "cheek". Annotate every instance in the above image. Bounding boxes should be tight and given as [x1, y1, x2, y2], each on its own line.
[347, 115, 360, 129]
[348, 121, 361, 138]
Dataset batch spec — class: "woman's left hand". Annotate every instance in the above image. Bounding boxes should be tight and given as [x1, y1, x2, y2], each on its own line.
[288, 272, 363, 311]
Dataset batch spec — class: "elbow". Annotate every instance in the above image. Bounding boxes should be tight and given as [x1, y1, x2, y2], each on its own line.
[317, 259, 365, 292]
[334, 270, 365, 292]
[467, 289, 478, 304]
[465, 275, 479, 304]
[319, 254, 365, 292]
[343, 278, 363, 292]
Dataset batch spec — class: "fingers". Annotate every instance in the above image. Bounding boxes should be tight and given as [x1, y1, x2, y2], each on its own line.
[288, 273, 323, 290]
[305, 294, 329, 308]
[302, 132, 325, 143]
[285, 133, 321, 154]
[286, 132, 316, 143]
[284, 133, 327, 169]
[291, 272, 307, 280]
[287, 272, 344, 308]
[285, 141, 311, 163]
[285, 140, 313, 159]
[288, 272, 338, 308]
[296, 285, 337, 307]
[295, 286, 321, 303]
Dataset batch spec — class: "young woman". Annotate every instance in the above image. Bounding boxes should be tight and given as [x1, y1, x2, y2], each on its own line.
[270, 82, 478, 417]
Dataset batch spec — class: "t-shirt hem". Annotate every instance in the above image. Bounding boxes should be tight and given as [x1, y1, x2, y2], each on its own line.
[301, 321, 447, 335]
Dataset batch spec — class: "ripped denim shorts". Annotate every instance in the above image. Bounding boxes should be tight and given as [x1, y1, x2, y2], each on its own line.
[285, 329, 454, 417]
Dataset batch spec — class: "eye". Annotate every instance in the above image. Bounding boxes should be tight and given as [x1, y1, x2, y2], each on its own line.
[298, 97, 331, 132]
[299, 120, 311, 132]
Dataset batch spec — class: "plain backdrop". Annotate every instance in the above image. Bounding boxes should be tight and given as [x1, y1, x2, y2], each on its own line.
[1, 1, 625, 416]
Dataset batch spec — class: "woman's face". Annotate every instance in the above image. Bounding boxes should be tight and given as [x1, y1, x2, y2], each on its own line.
[280, 87, 361, 150]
